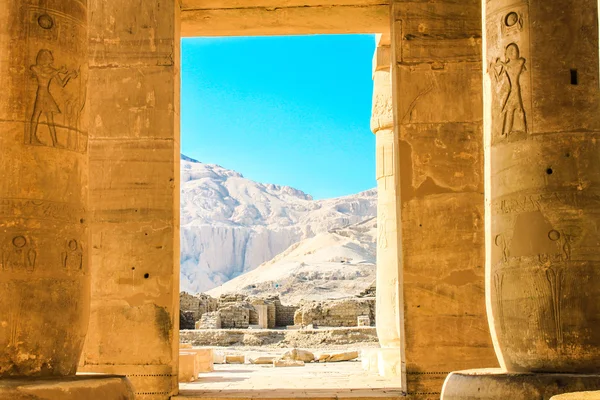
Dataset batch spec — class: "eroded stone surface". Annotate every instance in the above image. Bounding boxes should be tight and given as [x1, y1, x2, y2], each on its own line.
[0, 0, 89, 377]
[442, 369, 600, 400]
[0, 375, 135, 400]
[485, 0, 600, 373]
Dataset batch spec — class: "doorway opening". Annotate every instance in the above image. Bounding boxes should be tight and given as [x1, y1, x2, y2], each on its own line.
[176, 34, 395, 395]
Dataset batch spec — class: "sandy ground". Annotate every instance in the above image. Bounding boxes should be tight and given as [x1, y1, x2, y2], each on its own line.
[179, 361, 404, 396]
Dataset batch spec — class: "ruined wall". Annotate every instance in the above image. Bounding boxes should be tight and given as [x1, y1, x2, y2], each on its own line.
[294, 299, 374, 327]
[219, 304, 250, 329]
[180, 292, 218, 321]
[197, 312, 221, 329]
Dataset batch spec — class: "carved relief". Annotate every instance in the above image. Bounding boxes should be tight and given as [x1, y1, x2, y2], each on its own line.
[545, 267, 564, 346]
[0, 198, 85, 223]
[378, 210, 388, 249]
[1, 236, 37, 273]
[62, 239, 83, 271]
[24, 7, 88, 153]
[493, 272, 505, 333]
[29, 49, 79, 148]
[494, 234, 509, 263]
[502, 11, 523, 34]
[487, 7, 531, 144]
[491, 43, 527, 138]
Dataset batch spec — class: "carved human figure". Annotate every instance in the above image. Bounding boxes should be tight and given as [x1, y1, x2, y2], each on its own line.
[64, 63, 88, 151]
[62, 239, 83, 271]
[29, 49, 78, 147]
[492, 43, 527, 137]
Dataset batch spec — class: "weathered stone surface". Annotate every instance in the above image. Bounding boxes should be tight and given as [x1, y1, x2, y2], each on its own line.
[552, 392, 600, 400]
[225, 355, 245, 364]
[197, 311, 221, 329]
[326, 351, 359, 363]
[249, 356, 277, 365]
[281, 349, 315, 363]
[273, 360, 305, 368]
[389, 0, 498, 392]
[180, 310, 196, 330]
[79, 0, 180, 397]
[0, 375, 135, 400]
[180, 326, 378, 347]
[484, 0, 600, 373]
[294, 298, 374, 327]
[179, 352, 198, 383]
[442, 369, 600, 400]
[0, 0, 90, 377]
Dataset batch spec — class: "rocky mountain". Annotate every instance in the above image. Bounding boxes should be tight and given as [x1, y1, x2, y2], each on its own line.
[207, 217, 377, 303]
[180, 155, 377, 294]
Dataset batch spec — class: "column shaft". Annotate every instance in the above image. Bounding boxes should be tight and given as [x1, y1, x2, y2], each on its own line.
[79, 0, 180, 398]
[485, 0, 600, 373]
[0, 0, 89, 376]
[391, 0, 498, 394]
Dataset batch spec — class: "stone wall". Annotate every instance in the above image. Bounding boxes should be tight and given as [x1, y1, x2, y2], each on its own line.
[219, 304, 250, 329]
[197, 312, 221, 329]
[180, 292, 218, 321]
[294, 298, 375, 327]
[268, 295, 298, 327]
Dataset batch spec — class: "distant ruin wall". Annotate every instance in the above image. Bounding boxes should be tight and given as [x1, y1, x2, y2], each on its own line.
[294, 298, 375, 327]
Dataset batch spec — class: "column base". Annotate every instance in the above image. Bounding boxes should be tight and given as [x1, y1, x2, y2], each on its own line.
[552, 391, 600, 399]
[0, 374, 135, 400]
[442, 368, 600, 400]
[361, 348, 402, 378]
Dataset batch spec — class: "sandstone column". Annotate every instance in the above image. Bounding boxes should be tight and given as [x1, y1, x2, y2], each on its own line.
[371, 34, 403, 378]
[79, 1, 181, 399]
[0, 0, 90, 376]
[390, 0, 497, 394]
[484, 0, 600, 373]
[442, 1, 600, 398]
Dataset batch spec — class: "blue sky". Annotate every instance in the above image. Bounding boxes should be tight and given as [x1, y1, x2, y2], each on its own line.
[180, 35, 376, 200]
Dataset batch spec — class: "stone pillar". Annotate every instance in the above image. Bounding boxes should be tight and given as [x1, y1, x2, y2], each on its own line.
[371, 34, 403, 378]
[79, 1, 180, 399]
[485, 0, 600, 373]
[256, 304, 268, 329]
[442, 0, 600, 398]
[390, 0, 498, 395]
[0, 0, 90, 377]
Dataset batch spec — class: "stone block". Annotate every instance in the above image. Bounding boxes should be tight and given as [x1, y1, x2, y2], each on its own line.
[249, 356, 277, 365]
[441, 369, 600, 400]
[184, 348, 214, 373]
[273, 360, 305, 367]
[213, 351, 226, 364]
[281, 349, 315, 363]
[317, 351, 359, 363]
[180, 343, 192, 349]
[357, 315, 370, 327]
[178, 352, 198, 382]
[0, 375, 135, 400]
[225, 355, 245, 364]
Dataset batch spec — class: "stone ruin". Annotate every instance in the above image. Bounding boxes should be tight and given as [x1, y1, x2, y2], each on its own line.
[294, 298, 375, 328]
[180, 292, 299, 330]
[180, 288, 376, 330]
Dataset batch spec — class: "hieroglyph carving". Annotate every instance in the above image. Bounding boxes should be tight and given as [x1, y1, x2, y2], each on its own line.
[1, 236, 37, 273]
[62, 239, 83, 271]
[24, 9, 88, 153]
